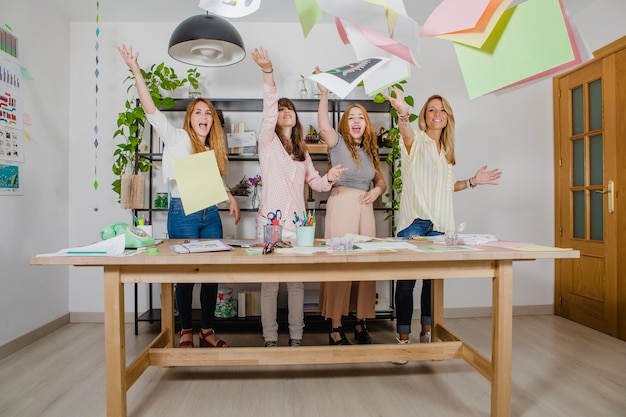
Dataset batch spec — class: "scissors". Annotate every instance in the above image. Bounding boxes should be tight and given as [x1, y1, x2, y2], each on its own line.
[267, 209, 282, 225]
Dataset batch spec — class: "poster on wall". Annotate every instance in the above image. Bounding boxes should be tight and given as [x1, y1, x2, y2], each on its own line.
[0, 162, 22, 195]
[0, 23, 23, 196]
[0, 125, 23, 162]
[0, 55, 22, 131]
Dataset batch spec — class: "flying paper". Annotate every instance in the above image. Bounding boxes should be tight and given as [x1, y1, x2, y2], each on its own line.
[198, 0, 261, 18]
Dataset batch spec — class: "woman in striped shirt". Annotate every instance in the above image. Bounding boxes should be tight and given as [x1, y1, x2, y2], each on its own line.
[383, 87, 501, 363]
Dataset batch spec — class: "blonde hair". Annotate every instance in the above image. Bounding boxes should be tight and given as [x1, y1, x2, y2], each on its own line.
[418, 95, 456, 166]
[183, 99, 228, 177]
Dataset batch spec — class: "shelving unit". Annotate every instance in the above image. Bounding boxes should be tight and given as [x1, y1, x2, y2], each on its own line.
[132, 96, 396, 335]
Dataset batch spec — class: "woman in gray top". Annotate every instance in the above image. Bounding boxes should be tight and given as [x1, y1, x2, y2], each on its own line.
[316, 72, 387, 345]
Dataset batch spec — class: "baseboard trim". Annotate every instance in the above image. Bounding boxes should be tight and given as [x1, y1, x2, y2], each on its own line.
[443, 304, 553, 318]
[0, 314, 70, 360]
[70, 312, 136, 323]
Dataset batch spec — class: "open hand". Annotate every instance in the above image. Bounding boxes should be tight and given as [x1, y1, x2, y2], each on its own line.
[251, 47, 272, 72]
[314, 66, 329, 95]
[473, 166, 502, 186]
[381, 86, 408, 115]
[117, 44, 140, 72]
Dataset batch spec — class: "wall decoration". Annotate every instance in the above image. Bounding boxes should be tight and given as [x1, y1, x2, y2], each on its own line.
[0, 125, 23, 163]
[93, 0, 100, 192]
[0, 163, 22, 195]
[0, 23, 23, 196]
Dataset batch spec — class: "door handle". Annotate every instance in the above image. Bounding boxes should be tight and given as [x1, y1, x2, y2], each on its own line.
[595, 180, 615, 213]
[608, 180, 614, 214]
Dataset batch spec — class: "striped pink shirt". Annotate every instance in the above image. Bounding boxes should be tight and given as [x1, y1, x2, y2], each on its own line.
[258, 84, 332, 232]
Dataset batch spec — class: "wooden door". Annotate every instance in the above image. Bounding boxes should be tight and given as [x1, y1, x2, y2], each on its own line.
[553, 38, 626, 339]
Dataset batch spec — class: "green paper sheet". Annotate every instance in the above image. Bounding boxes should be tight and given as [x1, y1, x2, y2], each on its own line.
[454, 0, 574, 99]
[295, 0, 323, 38]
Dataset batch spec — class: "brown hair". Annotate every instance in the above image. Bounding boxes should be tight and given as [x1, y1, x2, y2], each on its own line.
[336, 104, 381, 173]
[418, 95, 456, 166]
[275, 98, 307, 161]
[183, 99, 228, 177]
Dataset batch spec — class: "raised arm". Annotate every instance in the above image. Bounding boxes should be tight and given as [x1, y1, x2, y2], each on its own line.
[251, 47, 275, 88]
[382, 86, 414, 151]
[117, 45, 156, 115]
[315, 67, 339, 147]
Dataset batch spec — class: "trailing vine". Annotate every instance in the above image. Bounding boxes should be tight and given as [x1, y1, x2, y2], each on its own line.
[373, 81, 417, 234]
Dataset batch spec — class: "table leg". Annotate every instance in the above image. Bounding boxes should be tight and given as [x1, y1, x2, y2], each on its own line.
[491, 261, 513, 417]
[161, 283, 175, 347]
[103, 266, 127, 417]
[432, 279, 444, 341]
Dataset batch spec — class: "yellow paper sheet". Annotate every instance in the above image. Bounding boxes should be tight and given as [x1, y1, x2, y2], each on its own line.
[171, 151, 227, 216]
[434, 0, 514, 48]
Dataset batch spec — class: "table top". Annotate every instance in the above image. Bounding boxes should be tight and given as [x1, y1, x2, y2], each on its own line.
[30, 239, 579, 267]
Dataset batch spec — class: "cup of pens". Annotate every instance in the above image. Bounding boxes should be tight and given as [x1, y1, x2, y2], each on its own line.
[294, 210, 316, 247]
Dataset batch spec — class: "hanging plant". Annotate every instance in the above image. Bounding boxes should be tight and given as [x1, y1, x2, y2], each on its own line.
[112, 64, 200, 202]
[373, 80, 417, 233]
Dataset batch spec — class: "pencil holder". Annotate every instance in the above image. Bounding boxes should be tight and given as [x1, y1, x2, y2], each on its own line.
[264, 225, 282, 244]
[296, 226, 315, 247]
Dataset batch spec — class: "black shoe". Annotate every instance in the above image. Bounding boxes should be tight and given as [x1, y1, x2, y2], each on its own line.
[354, 320, 372, 344]
[329, 327, 351, 345]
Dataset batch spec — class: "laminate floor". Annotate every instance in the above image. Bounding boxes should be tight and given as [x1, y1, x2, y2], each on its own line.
[0, 315, 625, 417]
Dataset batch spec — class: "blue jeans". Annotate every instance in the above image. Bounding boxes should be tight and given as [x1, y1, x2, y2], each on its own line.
[395, 218, 443, 335]
[168, 198, 223, 329]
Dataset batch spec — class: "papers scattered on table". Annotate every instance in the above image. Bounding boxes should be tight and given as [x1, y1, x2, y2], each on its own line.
[342, 233, 386, 242]
[410, 245, 480, 252]
[36, 235, 126, 257]
[428, 234, 498, 245]
[353, 241, 420, 251]
[513, 244, 573, 252]
[170, 240, 232, 254]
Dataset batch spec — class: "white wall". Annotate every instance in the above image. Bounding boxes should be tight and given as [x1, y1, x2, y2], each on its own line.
[2, 0, 625, 346]
[0, 1, 71, 346]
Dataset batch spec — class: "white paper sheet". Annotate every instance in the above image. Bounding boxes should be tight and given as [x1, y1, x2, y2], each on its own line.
[36, 235, 126, 257]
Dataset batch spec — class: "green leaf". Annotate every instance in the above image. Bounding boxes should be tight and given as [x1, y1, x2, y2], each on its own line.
[373, 93, 386, 103]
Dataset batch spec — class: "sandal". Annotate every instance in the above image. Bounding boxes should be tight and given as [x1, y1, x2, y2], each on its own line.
[178, 328, 194, 348]
[354, 320, 372, 344]
[329, 327, 351, 345]
[199, 328, 229, 348]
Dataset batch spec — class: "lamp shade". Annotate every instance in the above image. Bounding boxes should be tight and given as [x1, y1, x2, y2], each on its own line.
[168, 14, 246, 67]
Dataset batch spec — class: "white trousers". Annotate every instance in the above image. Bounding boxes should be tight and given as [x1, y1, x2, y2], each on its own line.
[256, 215, 303, 342]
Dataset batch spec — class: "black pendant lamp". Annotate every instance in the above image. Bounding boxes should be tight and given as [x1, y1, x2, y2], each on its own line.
[168, 14, 246, 67]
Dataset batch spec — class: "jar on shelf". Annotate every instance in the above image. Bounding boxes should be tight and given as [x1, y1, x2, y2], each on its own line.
[154, 192, 168, 209]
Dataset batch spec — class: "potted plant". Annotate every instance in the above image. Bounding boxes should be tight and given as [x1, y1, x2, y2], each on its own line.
[373, 81, 416, 234]
[112, 64, 200, 207]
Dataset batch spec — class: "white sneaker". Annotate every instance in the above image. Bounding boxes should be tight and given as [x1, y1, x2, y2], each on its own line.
[420, 331, 431, 343]
[392, 338, 410, 365]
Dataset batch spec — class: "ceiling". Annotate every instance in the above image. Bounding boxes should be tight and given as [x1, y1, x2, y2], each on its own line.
[50, 0, 332, 23]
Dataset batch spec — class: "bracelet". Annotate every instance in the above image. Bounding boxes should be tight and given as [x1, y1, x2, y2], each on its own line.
[469, 177, 476, 188]
[262, 68, 273, 74]
[398, 111, 410, 121]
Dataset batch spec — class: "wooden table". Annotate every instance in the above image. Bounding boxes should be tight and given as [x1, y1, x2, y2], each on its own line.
[31, 240, 578, 417]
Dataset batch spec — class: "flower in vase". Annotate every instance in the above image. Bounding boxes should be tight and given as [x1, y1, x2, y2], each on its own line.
[248, 174, 262, 188]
